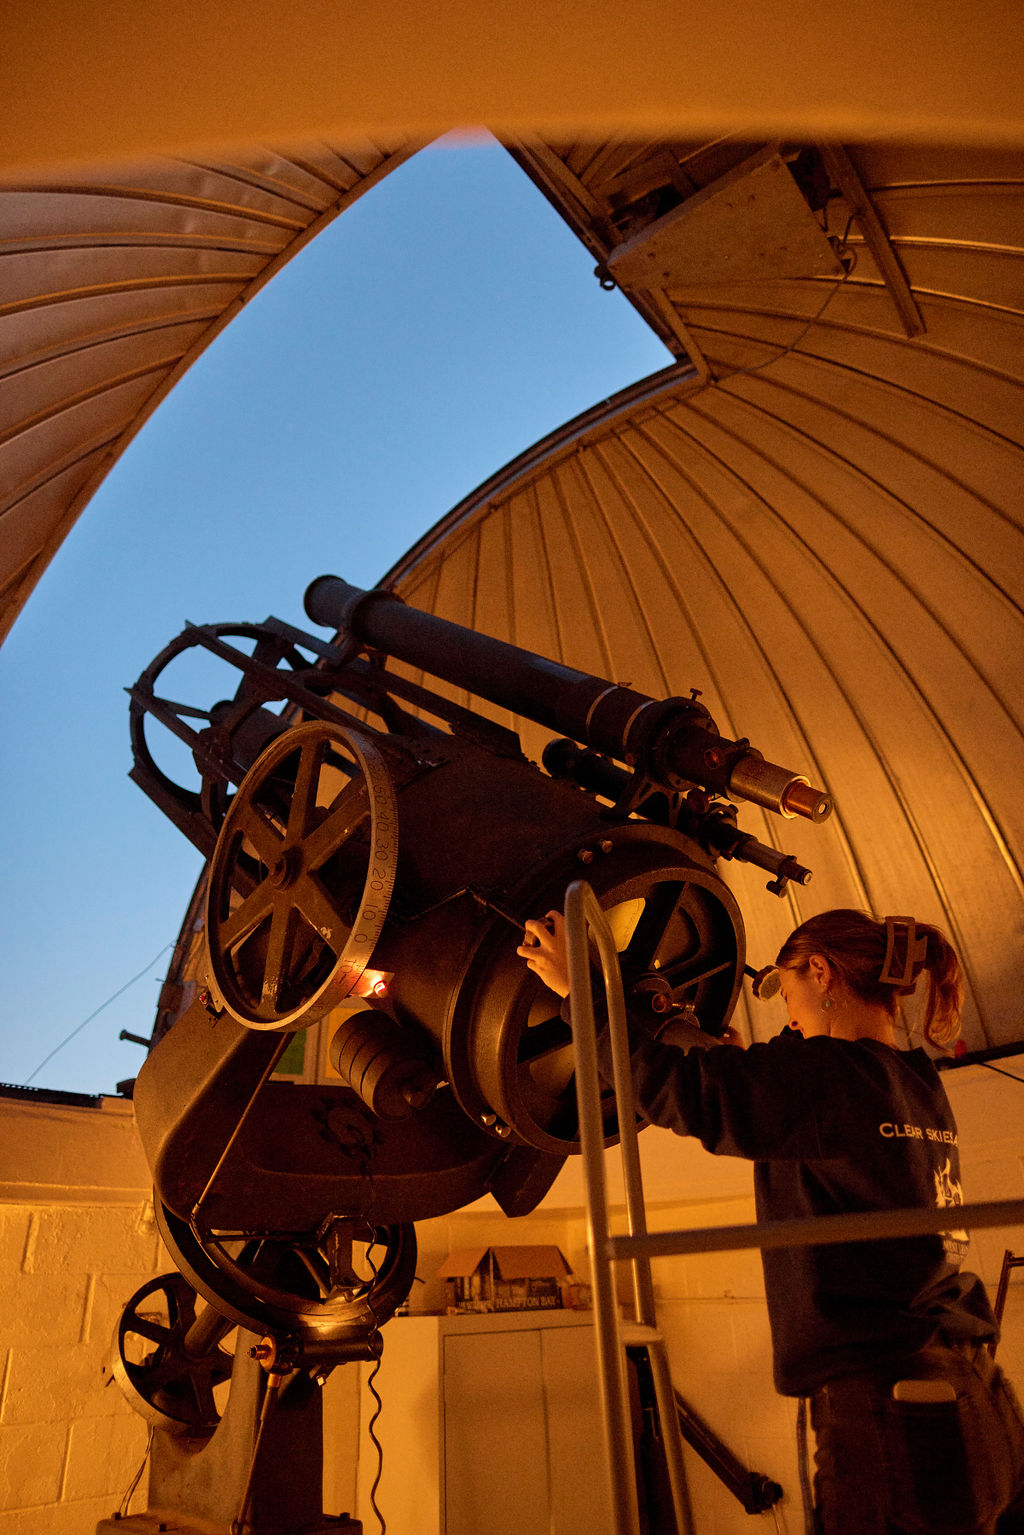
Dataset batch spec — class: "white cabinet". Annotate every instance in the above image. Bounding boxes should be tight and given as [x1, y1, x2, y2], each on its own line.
[347, 1312, 614, 1535]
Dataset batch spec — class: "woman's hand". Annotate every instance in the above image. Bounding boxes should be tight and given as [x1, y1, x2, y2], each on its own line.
[517, 910, 570, 998]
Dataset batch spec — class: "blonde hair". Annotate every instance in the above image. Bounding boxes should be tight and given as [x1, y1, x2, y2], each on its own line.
[775, 909, 963, 1050]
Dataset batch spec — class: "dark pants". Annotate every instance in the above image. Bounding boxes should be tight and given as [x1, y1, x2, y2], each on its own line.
[809, 1344, 1024, 1534]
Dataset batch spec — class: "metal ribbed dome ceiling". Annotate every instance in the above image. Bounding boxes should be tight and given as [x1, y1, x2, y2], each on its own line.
[1, 134, 1021, 1055]
[0, 138, 418, 644]
[380, 138, 1024, 1055]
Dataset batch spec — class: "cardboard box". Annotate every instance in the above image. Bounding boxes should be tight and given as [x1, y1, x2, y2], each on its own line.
[437, 1245, 576, 1313]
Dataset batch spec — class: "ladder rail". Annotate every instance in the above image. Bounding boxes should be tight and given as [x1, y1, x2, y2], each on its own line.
[564, 879, 693, 1535]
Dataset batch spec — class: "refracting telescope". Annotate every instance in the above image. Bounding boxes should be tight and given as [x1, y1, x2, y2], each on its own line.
[108, 575, 828, 1529]
[126, 572, 833, 1279]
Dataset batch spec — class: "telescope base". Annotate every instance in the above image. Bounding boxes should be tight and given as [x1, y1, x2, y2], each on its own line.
[97, 1343, 359, 1535]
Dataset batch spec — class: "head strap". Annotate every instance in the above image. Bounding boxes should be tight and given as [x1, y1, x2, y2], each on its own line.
[879, 915, 928, 987]
[749, 964, 780, 1000]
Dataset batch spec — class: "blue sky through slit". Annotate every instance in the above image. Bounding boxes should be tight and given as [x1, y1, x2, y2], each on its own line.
[0, 135, 670, 1095]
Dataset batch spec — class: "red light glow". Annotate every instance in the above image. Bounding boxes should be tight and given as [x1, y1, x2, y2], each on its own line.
[352, 969, 392, 999]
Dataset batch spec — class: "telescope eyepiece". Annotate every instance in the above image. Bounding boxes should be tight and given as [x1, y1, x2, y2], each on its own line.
[728, 754, 832, 823]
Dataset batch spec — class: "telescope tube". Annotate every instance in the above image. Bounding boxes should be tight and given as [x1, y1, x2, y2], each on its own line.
[305, 575, 831, 823]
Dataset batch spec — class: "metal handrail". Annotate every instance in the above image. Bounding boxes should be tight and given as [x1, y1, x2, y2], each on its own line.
[565, 879, 693, 1535]
[608, 1199, 1024, 1263]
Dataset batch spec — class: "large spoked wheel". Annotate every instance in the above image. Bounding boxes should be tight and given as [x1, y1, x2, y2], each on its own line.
[105, 1272, 234, 1437]
[450, 855, 742, 1155]
[128, 623, 314, 836]
[156, 1202, 417, 1342]
[205, 721, 399, 1030]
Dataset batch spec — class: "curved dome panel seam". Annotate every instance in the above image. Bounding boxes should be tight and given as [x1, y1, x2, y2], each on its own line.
[678, 379, 1024, 600]
[621, 424, 1024, 954]
[2, 424, 126, 508]
[0, 309, 224, 381]
[698, 333, 1024, 453]
[556, 450, 674, 697]
[525, 479, 570, 667]
[0, 234, 288, 258]
[636, 404, 1024, 745]
[543, 456, 619, 683]
[582, 436, 756, 724]
[381, 364, 700, 584]
[0, 271, 251, 320]
[1, 181, 311, 229]
[0, 356, 182, 448]
[604, 422, 858, 811]
[164, 159, 350, 214]
[687, 307, 1024, 398]
[604, 423, 1015, 1040]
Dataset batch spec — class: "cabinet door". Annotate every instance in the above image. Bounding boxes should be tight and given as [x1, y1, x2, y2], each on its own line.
[541, 1327, 615, 1535]
[443, 1329, 550, 1535]
[354, 1319, 443, 1535]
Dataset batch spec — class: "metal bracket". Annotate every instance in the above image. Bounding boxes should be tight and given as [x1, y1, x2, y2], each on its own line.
[818, 142, 926, 338]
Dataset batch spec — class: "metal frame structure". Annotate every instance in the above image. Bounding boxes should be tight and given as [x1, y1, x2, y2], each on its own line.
[564, 879, 1024, 1535]
[565, 879, 693, 1535]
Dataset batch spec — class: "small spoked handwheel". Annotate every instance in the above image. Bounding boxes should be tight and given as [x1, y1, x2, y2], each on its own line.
[453, 861, 741, 1154]
[105, 1272, 234, 1437]
[205, 721, 399, 1030]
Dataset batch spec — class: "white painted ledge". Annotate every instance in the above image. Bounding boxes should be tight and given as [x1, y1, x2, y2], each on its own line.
[0, 1095, 152, 1204]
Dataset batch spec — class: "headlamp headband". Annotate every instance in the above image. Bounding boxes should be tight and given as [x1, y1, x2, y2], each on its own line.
[879, 915, 928, 988]
[746, 963, 781, 1000]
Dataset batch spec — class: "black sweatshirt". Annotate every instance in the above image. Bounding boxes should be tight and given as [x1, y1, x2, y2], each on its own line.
[595, 1020, 996, 1395]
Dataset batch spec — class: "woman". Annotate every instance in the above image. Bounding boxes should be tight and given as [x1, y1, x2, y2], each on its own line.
[518, 906, 1024, 1534]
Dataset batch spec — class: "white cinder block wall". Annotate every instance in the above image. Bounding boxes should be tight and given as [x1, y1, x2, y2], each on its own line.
[0, 1097, 170, 1534]
[2, 1063, 1022, 1535]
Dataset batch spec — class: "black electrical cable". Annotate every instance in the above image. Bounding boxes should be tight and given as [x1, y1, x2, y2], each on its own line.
[714, 214, 858, 391]
[979, 1062, 1024, 1087]
[364, 1334, 387, 1535]
[362, 1231, 388, 1535]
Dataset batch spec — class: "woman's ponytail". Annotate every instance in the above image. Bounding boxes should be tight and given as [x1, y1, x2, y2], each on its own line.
[918, 923, 964, 1051]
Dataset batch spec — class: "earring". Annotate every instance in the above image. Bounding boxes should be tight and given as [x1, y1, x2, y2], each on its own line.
[821, 995, 833, 1012]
